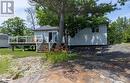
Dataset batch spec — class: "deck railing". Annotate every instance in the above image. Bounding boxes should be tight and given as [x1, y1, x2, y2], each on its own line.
[9, 35, 43, 44]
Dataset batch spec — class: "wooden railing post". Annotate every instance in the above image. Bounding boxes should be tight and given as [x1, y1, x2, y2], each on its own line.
[12, 45, 14, 51]
[26, 36, 27, 43]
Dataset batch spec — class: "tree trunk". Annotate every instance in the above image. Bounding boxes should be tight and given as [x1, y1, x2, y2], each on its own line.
[57, 4, 64, 45]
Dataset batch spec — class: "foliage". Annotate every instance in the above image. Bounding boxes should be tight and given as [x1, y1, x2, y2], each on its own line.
[108, 17, 130, 44]
[1, 17, 33, 36]
[1, 17, 26, 36]
[118, 0, 128, 5]
[24, 28, 34, 36]
[35, 0, 117, 37]
[44, 52, 78, 64]
[36, 6, 59, 26]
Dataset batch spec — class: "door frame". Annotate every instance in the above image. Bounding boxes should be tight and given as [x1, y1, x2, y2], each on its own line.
[48, 31, 58, 43]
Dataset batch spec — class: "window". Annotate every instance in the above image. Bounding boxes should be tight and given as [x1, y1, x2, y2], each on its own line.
[96, 28, 99, 32]
[92, 28, 99, 33]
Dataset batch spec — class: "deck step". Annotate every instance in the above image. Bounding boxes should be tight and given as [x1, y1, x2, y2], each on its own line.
[37, 43, 66, 52]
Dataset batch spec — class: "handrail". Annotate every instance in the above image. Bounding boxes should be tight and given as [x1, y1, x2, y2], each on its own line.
[48, 34, 58, 51]
[9, 35, 43, 44]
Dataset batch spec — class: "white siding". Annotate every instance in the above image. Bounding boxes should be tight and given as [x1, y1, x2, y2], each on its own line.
[0, 35, 9, 47]
[0, 40, 9, 47]
[68, 25, 107, 46]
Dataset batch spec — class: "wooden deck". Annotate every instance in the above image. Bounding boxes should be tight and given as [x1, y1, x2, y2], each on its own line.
[8, 36, 61, 52]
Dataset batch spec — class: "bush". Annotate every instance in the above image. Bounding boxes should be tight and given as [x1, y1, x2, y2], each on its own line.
[44, 52, 77, 64]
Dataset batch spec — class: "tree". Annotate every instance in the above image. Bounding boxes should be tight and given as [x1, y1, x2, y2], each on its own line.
[24, 28, 34, 36]
[118, 0, 128, 5]
[108, 17, 130, 44]
[1, 17, 32, 36]
[0, 26, 2, 33]
[31, 0, 78, 45]
[36, 6, 59, 26]
[25, 7, 36, 29]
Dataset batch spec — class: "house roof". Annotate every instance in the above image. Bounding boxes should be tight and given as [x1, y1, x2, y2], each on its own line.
[34, 25, 59, 31]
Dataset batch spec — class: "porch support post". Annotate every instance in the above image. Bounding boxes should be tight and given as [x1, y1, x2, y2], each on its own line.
[36, 44, 38, 52]
[48, 42, 51, 52]
[12, 45, 15, 51]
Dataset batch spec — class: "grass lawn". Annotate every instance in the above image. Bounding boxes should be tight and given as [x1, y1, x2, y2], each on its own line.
[0, 48, 44, 58]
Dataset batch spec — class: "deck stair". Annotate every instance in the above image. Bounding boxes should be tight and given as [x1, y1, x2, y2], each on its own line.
[37, 43, 57, 52]
[36, 31, 59, 52]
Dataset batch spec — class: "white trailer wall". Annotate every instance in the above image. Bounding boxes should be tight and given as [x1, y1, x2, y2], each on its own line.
[68, 25, 107, 46]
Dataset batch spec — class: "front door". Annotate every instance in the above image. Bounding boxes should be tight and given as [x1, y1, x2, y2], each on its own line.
[49, 32, 52, 42]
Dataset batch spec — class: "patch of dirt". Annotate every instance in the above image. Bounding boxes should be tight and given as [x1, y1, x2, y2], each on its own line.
[10, 57, 44, 78]
[9, 64, 130, 83]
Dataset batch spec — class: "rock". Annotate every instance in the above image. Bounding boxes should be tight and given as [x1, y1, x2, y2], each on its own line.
[125, 68, 130, 74]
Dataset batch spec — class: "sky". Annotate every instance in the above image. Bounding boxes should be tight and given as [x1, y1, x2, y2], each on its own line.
[0, 0, 130, 26]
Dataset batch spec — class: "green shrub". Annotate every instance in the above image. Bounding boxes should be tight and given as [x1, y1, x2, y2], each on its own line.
[44, 52, 77, 64]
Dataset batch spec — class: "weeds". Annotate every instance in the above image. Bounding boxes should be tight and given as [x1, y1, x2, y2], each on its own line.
[44, 52, 78, 64]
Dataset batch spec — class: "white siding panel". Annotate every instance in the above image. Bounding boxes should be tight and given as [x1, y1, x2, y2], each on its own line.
[68, 25, 107, 45]
[0, 40, 9, 47]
